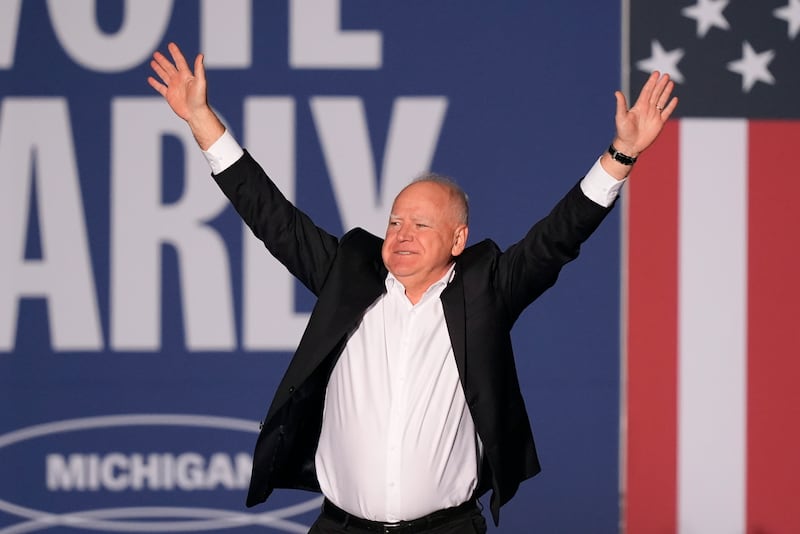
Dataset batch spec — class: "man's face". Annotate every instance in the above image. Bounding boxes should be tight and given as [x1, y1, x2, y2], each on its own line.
[381, 181, 468, 293]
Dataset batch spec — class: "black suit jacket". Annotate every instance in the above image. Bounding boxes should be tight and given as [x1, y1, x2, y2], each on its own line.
[213, 151, 614, 525]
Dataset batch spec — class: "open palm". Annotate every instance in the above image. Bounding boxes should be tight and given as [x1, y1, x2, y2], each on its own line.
[148, 42, 207, 123]
[614, 71, 678, 155]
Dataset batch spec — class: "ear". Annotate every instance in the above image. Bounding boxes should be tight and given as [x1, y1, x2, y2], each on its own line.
[451, 225, 468, 257]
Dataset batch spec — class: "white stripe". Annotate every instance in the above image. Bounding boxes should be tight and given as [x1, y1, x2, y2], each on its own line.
[677, 119, 747, 533]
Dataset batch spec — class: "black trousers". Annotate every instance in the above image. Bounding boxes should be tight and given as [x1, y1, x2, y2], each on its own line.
[307, 501, 487, 534]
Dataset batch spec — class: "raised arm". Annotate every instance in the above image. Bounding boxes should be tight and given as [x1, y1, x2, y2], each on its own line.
[148, 42, 341, 294]
[148, 42, 224, 150]
[496, 72, 678, 315]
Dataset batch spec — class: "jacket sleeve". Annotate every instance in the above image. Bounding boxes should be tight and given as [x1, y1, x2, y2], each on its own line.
[213, 150, 340, 296]
[495, 180, 615, 320]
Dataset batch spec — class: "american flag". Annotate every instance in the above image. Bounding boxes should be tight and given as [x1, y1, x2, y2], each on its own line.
[624, 1, 800, 532]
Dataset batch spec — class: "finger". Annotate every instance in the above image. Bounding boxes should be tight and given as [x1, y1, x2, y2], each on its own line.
[633, 71, 659, 108]
[645, 71, 663, 106]
[655, 79, 674, 110]
[169, 42, 191, 72]
[152, 51, 177, 76]
[660, 96, 679, 121]
[651, 74, 671, 105]
[150, 59, 170, 84]
[147, 76, 167, 97]
[194, 53, 205, 83]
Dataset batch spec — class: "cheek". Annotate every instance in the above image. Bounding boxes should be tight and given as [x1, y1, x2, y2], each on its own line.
[430, 236, 449, 255]
[380, 240, 392, 263]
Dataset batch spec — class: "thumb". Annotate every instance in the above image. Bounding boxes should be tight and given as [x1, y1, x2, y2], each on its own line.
[614, 90, 628, 122]
[194, 53, 206, 83]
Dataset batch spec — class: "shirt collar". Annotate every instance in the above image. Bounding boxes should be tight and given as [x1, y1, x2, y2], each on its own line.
[385, 263, 456, 297]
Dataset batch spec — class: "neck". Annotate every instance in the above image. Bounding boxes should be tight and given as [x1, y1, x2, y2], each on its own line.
[395, 263, 455, 305]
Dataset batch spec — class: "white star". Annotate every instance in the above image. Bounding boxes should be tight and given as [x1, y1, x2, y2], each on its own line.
[636, 40, 686, 83]
[774, 0, 800, 39]
[681, 0, 730, 38]
[726, 41, 776, 93]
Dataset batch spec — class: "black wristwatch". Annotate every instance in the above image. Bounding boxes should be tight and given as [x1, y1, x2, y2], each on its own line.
[608, 144, 637, 165]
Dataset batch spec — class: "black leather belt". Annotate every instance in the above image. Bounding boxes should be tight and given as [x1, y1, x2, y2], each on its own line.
[321, 498, 479, 533]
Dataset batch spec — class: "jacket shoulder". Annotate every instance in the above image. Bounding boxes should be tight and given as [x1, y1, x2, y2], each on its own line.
[340, 227, 383, 249]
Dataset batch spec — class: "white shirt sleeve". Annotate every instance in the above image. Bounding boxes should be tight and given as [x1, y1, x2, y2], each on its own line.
[579, 157, 627, 208]
[201, 129, 244, 174]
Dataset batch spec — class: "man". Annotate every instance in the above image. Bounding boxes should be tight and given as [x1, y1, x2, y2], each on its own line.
[148, 42, 676, 533]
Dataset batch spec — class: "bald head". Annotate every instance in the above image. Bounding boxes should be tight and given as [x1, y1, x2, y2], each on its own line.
[402, 172, 469, 226]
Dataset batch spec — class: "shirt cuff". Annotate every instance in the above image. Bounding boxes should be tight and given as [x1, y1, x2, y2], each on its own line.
[580, 157, 626, 207]
[202, 129, 244, 174]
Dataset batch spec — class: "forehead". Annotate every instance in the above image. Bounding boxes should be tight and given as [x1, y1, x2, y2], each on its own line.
[391, 182, 451, 214]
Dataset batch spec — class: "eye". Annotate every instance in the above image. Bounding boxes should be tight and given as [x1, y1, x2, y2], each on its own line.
[416, 223, 429, 229]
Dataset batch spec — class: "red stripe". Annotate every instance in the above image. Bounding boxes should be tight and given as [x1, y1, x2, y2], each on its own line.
[746, 121, 800, 533]
[625, 120, 679, 533]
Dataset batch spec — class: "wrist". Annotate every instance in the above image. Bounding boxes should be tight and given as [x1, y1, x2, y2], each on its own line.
[610, 138, 640, 159]
[600, 151, 633, 181]
[187, 107, 225, 151]
[608, 144, 638, 166]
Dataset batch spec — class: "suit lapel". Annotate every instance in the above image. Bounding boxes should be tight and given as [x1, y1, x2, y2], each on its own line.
[440, 264, 467, 384]
[317, 256, 387, 352]
[274, 255, 387, 412]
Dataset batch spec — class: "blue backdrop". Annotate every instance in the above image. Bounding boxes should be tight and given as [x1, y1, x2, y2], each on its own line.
[0, 2, 622, 532]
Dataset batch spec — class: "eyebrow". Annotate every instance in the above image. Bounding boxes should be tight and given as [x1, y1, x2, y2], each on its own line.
[389, 214, 434, 223]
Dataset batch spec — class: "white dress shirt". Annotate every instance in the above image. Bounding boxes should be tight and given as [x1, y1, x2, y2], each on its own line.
[202, 130, 625, 521]
[315, 266, 480, 521]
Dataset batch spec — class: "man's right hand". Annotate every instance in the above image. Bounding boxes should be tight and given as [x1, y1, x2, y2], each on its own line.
[148, 42, 224, 150]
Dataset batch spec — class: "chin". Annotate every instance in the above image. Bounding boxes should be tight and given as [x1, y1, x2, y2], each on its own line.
[387, 256, 418, 270]
[387, 265, 409, 276]
[386, 263, 417, 279]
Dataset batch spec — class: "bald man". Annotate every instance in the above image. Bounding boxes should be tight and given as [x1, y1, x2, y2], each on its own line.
[149, 42, 676, 533]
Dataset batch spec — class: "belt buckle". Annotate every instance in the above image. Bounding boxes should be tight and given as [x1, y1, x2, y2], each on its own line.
[382, 523, 403, 533]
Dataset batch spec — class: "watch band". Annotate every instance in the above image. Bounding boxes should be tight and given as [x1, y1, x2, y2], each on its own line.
[608, 144, 637, 165]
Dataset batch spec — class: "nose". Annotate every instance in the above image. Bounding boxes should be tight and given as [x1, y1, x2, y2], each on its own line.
[396, 224, 414, 242]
